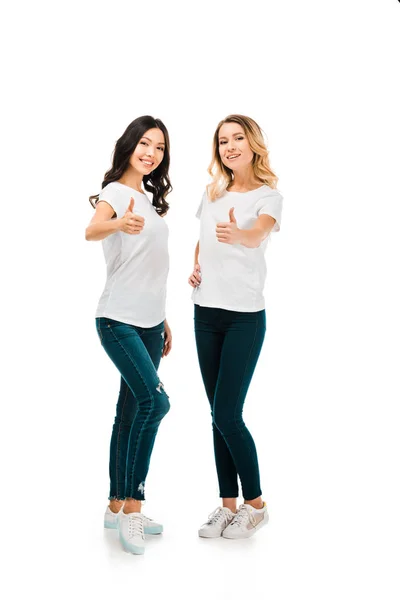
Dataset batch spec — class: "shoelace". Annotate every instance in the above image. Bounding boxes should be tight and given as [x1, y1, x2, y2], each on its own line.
[127, 514, 144, 539]
[206, 507, 231, 527]
[116, 510, 153, 525]
[230, 505, 256, 528]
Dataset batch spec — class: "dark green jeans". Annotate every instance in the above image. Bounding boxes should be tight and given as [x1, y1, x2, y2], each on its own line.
[96, 317, 170, 501]
[194, 305, 266, 501]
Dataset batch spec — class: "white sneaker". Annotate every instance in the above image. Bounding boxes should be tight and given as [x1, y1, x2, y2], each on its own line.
[104, 506, 120, 529]
[141, 514, 163, 535]
[198, 506, 236, 538]
[222, 502, 269, 539]
[118, 511, 145, 555]
[104, 506, 163, 534]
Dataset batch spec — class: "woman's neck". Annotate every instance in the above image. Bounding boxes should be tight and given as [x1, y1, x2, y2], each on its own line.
[118, 168, 144, 193]
[227, 166, 260, 192]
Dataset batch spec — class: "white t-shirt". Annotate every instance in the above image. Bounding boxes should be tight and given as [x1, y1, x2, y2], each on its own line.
[95, 181, 169, 327]
[192, 185, 283, 312]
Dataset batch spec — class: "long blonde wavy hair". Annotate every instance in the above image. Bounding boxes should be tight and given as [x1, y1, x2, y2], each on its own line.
[207, 114, 278, 201]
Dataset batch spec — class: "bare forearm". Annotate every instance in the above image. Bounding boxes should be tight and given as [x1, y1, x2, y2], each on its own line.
[194, 241, 200, 266]
[85, 218, 121, 241]
[238, 227, 267, 248]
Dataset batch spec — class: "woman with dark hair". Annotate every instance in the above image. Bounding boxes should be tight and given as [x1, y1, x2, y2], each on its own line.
[189, 114, 283, 540]
[86, 116, 173, 555]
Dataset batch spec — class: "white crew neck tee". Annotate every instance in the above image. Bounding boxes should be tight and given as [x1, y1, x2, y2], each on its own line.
[95, 181, 169, 327]
[192, 185, 283, 312]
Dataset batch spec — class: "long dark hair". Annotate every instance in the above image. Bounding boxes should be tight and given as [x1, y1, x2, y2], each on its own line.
[89, 116, 172, 216]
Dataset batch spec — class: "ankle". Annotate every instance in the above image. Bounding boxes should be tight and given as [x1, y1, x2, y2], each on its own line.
[109, 499, 124, 514]
[222, 499, 237, 513]
[123, 498, 142, 514]
[244, 498, 264, 510]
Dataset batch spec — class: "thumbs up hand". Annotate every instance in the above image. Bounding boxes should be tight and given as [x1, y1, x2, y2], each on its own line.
[127, 197, 135, 213]
[216, 207, 241, 245]
[119, 197, 145, 235]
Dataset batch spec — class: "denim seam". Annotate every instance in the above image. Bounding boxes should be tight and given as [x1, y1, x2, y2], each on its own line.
[128, 391, 154, 499]
[232, 318, 260, 497]
[128, 326, 168, 498]
[107, 326, 153, 500]
[97, 321, 104, 343]
[115, 382, 130, 499]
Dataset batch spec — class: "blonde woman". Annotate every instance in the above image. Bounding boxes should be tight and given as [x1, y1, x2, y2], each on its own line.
[189, 115, 283, 539]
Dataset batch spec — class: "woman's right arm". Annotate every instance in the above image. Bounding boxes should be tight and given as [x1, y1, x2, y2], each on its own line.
[85, 201, 121, 241]
[85, 199, 144, 241]
[188, 241, 201, 288]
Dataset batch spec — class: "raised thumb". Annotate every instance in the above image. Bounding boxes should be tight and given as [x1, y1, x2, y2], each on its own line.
[229, 207, 236, 223]
[127, 197, 135, 212]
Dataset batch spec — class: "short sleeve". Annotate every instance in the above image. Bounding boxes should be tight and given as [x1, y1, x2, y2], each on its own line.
[256, 189, 283, 232]
[195, 191, 207, 219]
[97, 184, 127, 219]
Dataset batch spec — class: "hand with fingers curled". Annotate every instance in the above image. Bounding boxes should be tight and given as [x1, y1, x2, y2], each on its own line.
[188, 263, 202, 288]
[216, 208, 242, 245]
[119, 197, 145, 235]
[162, 319, 172, 358]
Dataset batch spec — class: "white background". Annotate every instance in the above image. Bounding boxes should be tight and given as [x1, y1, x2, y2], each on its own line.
[2, 0, 400, 598]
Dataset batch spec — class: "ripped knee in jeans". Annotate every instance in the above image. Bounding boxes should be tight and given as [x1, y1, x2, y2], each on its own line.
[154, 380, 170, 417]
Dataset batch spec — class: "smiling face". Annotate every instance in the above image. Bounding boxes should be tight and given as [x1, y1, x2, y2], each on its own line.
[218, 122, 254, 171]
[130, 127, 166, 175]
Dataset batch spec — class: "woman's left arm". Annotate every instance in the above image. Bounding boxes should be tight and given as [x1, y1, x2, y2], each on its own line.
[216, 209, 276, 249]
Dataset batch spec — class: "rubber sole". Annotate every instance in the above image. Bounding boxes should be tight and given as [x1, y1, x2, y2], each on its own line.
[119, 534, 145, 555]
[198, 530, 223, 538]
[104, 520, 163, 534]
